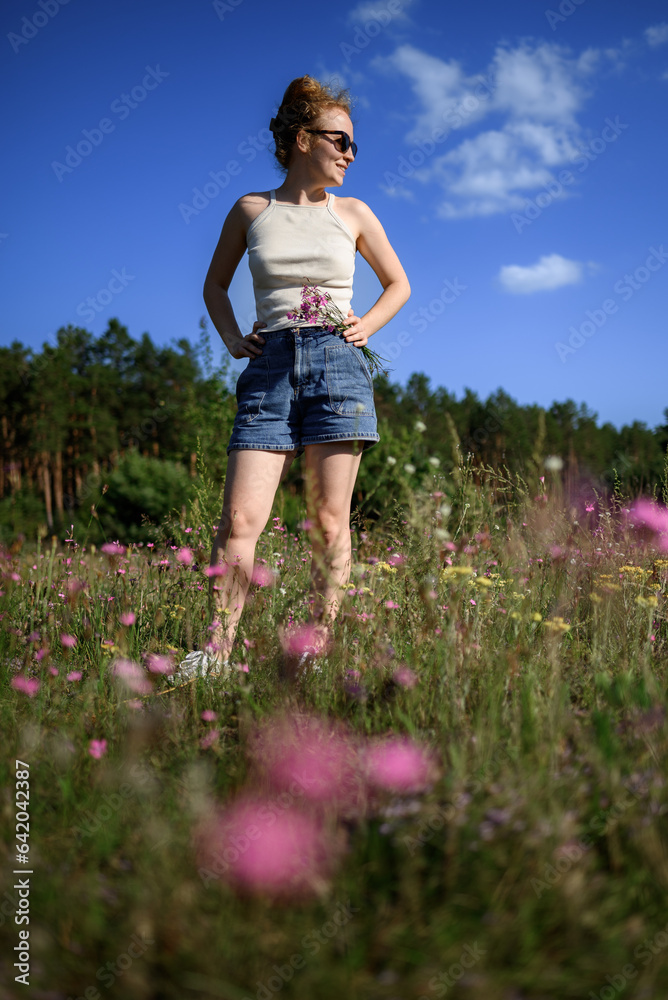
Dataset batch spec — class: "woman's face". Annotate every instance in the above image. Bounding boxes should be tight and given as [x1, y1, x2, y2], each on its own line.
[301, 107, 355, 186]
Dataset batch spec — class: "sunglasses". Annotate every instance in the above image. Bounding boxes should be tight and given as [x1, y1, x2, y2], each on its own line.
[304, 129, 358, 158]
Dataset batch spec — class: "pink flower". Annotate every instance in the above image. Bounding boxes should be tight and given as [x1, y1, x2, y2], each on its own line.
[250, 563, 276, 587]
[88, 739, 107, 759]
[585, 503, 595, 513]
[201, 710, 218, 721]
[101, 542, 125, 556]
[195, 797, 332, 897]
[200, 729, 220, 749]
[11, 676, 40, 697]
[66, 671, 83, 682]
[60, 633, 77, 647]
[393, 666, 418, 689]
[177, 547, 193, 565]
[251, 715, 363, 811]
[119, 612, 136, 626]
[629, 499, 668, 535]
[279, 623, 327, 658]
[145, 653, 174, 675]
[204, 563, 228, 578]
[49, 666, 59, 676]
[384, 600, 399, 609]
[111, 658, 153, 695]
[364, 737, 437, 794]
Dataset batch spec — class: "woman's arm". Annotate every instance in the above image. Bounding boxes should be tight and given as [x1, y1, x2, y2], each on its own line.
[340, 199, 411, 347]
[203, 197, 266, 359]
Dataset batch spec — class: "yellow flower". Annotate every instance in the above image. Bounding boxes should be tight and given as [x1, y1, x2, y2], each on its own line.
[531, 612, 542, 622]
[635, 595, 658, 608]
[510, 611, 521, 620]
[544, 617, 571, 633]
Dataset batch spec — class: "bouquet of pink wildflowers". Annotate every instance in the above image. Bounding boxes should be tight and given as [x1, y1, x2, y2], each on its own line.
[287, 279, 390, 377]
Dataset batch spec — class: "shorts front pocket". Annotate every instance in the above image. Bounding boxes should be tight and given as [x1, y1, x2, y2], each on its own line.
[235, 358, 269, 422]
[325, 344, 375, 416]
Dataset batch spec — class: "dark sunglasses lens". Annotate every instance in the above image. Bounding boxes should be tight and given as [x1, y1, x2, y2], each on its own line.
[337, 134, 357, 157]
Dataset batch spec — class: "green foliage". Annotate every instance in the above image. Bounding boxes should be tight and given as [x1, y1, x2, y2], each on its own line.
[85, 450, 194, 544]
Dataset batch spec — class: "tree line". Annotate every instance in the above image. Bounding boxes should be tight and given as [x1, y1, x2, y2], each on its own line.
[1, 318, 666, 542]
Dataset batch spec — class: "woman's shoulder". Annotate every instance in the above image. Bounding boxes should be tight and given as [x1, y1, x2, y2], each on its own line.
[331, 196, 380, 237]
[233, 191, 273, 227]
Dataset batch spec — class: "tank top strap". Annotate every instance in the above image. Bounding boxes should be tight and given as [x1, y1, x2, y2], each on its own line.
[269, 189, 276, 203]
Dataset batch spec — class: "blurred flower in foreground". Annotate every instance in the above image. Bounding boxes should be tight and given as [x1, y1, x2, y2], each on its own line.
[629, 499, 668, 552]
[250, 563, 276, 587]
[544, 455, 563, 472]
[145, 654, 174, 675]
[195, 797, 332, 898]
[364, 737, 437, 794]
[61, 633, 77, 648]
[111, 658, 153, 695]
[88, 739, 107, 759]
[11, 676, 40, 697]
[250, 714, 364, 812]
[101, 542, 125, 556]
[279, 623, 329, 658]
[393, 666, 418, 689]
[176, 547, 193, 565]
[119, 612, 136, 626]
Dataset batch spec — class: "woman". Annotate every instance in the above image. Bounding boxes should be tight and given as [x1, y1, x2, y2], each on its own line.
[173, 75, 410, 682]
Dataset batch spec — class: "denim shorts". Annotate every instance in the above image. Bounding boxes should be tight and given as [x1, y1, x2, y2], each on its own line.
[227, 326, 380, 454]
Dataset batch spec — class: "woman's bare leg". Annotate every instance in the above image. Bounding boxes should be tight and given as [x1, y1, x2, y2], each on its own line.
[303, 442, 363, 644]
[209, 449, 295, 661]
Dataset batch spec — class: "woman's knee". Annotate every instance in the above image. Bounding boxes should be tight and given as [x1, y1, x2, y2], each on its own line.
[312, 509, 350, 549]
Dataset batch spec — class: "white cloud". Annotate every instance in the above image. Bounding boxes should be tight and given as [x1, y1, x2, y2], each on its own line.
[377, 40, 599, 217]
[349, 0, 414, 23]
[491, 43, 590, 123]
[498, 254, 583, 294]
[374, 44, 492, 142]
[645, 23, 668, 47]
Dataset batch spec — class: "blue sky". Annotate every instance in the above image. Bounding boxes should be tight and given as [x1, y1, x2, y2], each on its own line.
[2, 0, 667, 430]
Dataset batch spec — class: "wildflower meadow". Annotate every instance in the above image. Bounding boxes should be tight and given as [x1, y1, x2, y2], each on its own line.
[2, 446, 668, 1000]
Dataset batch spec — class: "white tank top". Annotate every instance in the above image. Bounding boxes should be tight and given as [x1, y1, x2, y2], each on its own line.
[246, 190, 356, 332]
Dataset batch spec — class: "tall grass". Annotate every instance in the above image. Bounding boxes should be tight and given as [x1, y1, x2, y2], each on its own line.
[1, 458, 667, 1000]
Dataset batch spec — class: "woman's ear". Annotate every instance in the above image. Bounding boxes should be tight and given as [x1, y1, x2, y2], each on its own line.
[295, 128, 310, 155]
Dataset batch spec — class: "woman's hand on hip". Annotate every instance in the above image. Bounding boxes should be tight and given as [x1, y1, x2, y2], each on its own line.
[227, 321, 266, 359]
[341, 310, 368, 347]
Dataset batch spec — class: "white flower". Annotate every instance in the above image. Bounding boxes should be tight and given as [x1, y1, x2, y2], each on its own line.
[404, 463, 416, 474]
[415, 420, 426, 433]
[428, 456, 440, 467]
[439, 503, 451, 518]
[544, 455, 564, 472]
[386, 456, 397, 466]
